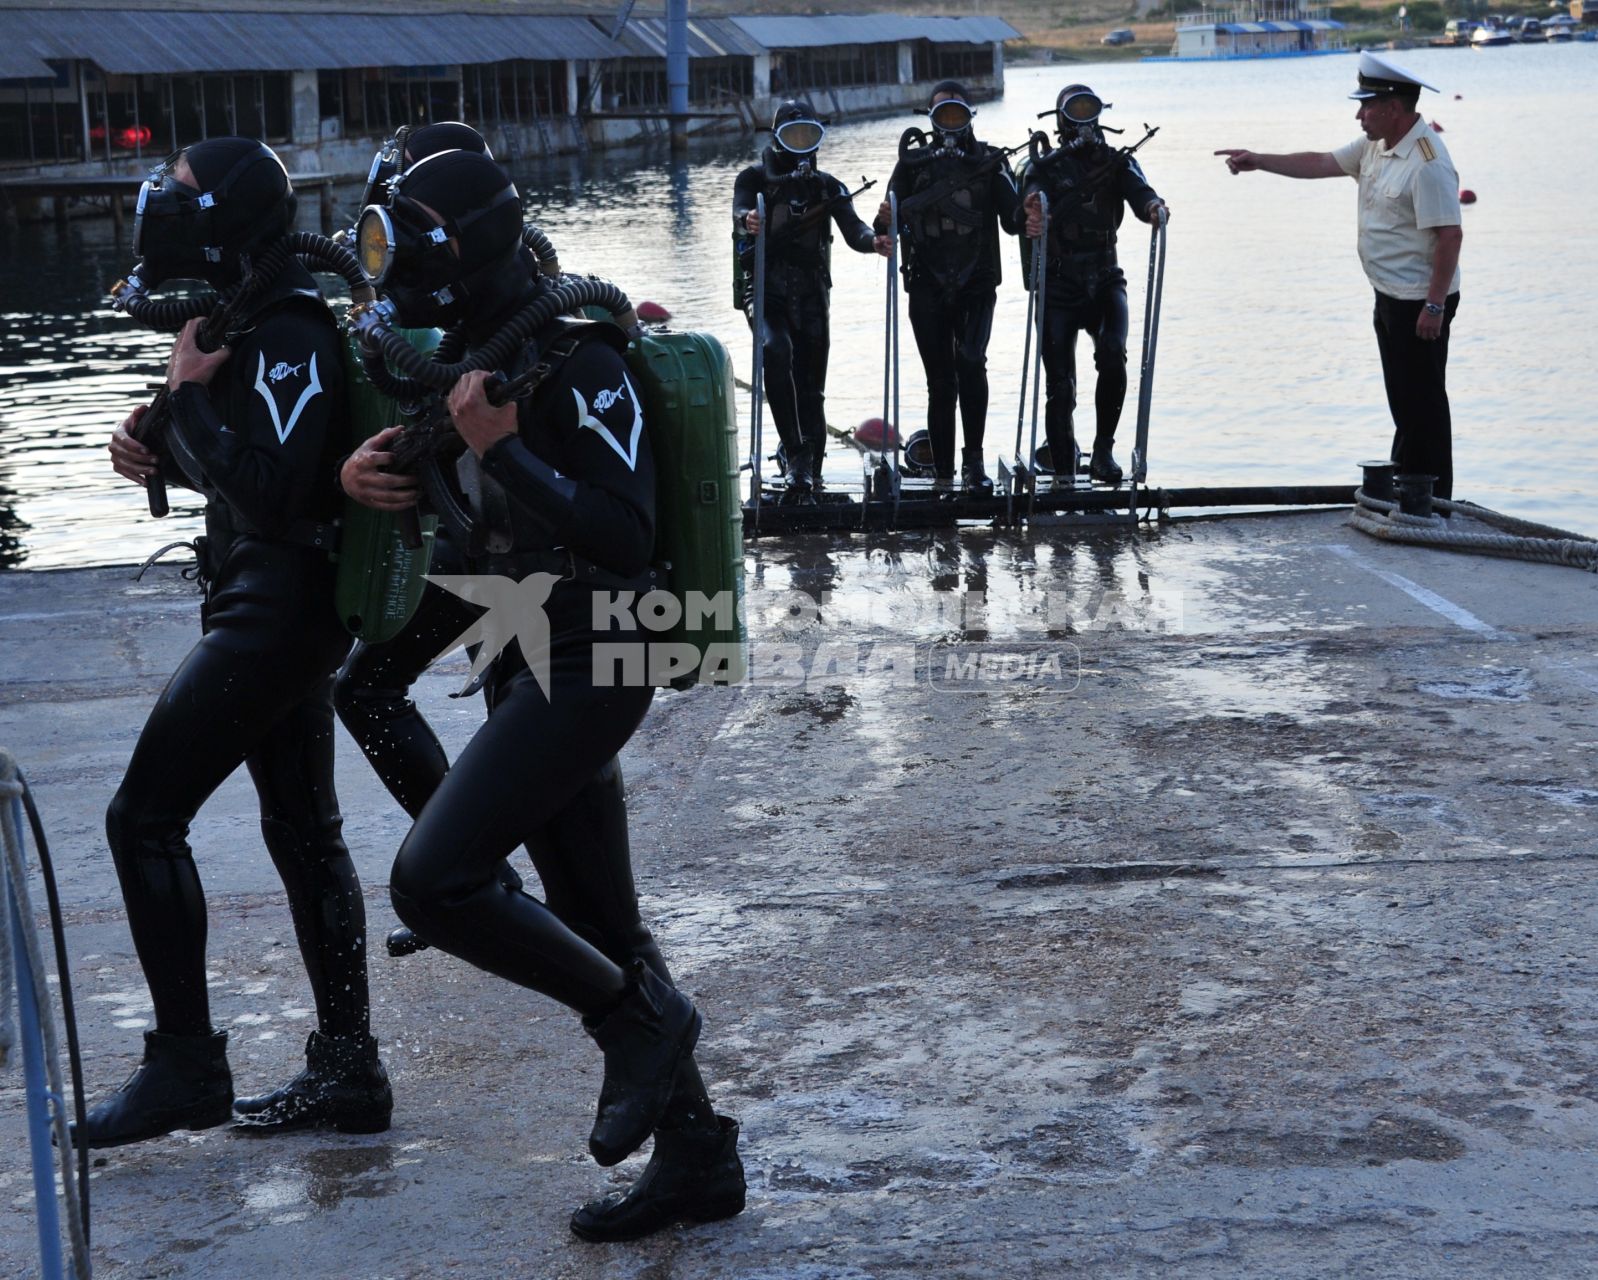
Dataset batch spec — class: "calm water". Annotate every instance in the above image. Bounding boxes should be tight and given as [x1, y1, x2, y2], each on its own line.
[1, 52, 1594, 570]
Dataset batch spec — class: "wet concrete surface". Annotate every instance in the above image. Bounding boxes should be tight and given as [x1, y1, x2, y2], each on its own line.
[3, 509, 1598, 1278]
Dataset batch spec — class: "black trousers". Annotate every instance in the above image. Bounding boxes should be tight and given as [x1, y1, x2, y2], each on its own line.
[105, 539, 364, 1038]
[387, 594, 658, 1017]
[1039, 259, 1131, 467]
[747, 286, 831, 474]
[908, 285, 997, 479]
[1373, 290, 1459, 501]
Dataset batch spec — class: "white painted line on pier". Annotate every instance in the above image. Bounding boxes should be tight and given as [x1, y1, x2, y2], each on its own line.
[1323, 544, 1508, 639]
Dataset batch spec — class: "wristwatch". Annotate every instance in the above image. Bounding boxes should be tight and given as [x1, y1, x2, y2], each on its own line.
[1423, 302, 1445, 316]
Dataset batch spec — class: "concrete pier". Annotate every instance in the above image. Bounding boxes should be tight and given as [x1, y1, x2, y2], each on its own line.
[2, 509, 1596, 1277]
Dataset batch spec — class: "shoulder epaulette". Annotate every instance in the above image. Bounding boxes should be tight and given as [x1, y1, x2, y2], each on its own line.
[1417, 137, 1436, 162]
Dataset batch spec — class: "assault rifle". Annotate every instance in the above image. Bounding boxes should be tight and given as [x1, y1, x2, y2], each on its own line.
[894, 138, 1028, 222]
[737, 175, 877, 263]
[385, 362, 552, 548]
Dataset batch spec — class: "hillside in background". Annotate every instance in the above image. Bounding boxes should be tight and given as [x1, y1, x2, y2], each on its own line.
[686, 0, 1437, 59]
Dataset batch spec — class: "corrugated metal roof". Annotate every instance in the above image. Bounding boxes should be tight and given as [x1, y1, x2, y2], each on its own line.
[606, 15, 767, 60]
[729, 14, 1020, 50]
[0, 47, 56, 78]
[1213, 19, 1345, 30]
[3, 9, 625, 75]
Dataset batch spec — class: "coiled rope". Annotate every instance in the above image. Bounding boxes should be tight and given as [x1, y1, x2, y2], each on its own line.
[1351, 488, 1598, 573]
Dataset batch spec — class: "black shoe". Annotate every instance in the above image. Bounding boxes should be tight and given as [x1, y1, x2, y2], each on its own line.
[584, 961, 701, 1167]
[960, 447, 993, 497]
[386, 925, 430, 957]
[1040, 434, 1078, 477]
[233, 1030, 392, 1135]
[778, 469, 816, 507]
[70, 1029, 232, 1149]
[1089, 442, 1123, 485]
[571, 1114, 745, 1243]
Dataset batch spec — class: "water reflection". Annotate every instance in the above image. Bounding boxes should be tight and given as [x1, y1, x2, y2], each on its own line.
[3, 56, 1596, 569]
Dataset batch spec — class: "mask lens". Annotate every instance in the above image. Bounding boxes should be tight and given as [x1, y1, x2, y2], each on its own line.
[775, 119, 824, 154]
[356, 206, 396, 283]
[1062, 92, 1102, 124]
[929, 99, 972, 132]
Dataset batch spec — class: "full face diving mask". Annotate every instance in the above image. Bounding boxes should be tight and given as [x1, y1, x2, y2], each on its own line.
[133, 143, 294, 285]
[354, 182, 522, 328]
[1055, 89, 1108, 151]
[774, 117, 825, 174]
[928, 97, 974, 151]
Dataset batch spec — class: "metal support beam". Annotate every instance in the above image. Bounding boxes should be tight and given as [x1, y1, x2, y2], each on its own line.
[666, 0, 689, 150]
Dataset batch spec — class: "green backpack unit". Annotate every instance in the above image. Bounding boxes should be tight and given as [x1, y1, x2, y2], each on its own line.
[333, 327, 442, 644]
[626, 329, 747, 691]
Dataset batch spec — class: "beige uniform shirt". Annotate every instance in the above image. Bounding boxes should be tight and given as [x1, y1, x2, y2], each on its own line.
[1332, 117, 1461, 300]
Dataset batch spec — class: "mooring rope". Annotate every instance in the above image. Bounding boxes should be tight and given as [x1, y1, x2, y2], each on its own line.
[0, 753, 92, 1278]
[1351, 489, 1598, 573]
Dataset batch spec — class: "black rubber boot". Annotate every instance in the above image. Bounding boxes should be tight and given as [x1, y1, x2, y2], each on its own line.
[961, 447, 993, 497]
[1041, 431, 1077, 478]
[232, 1030, 392, 1135]
[570, 1114, 745, 1243]
[584, 960, 702, 1167]
[386, 924, 429, 957]
[1089, 435, 1123, 485]
[71, 1029, 233, 1149]
[779, 458, 817, 506]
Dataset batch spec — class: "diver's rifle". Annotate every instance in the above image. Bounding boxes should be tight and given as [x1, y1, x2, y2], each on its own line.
[739, 176, 878, 263]
[384, 365, 546, 548]
[894, 139, 1028, 221]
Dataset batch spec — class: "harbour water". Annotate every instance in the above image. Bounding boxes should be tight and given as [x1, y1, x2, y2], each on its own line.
[1, 51, 1594, 570]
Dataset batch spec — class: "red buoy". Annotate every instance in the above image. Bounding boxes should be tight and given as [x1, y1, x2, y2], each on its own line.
[1429, 120, 1444, 133]
[853, 417, 901, 450]
[1459, 189, 1477, 205]
[1453, 93, 1463, 101]
[636, 300, 671, 322]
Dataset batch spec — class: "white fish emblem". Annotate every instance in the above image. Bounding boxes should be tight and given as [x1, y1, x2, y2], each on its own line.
[267, 360, 307, 383]
[573, 372, 644, 471]
[254, 352, 322, 444]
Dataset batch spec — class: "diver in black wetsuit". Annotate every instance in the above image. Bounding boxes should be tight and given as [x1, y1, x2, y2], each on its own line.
[733, 98, 890, 501]
[878, 81, 1022, 496]
[357, 149, 744, 1242]
[1021, 84, 1168, 485]
[334, 122, 540, 957]
[81, 138, 389, 1147]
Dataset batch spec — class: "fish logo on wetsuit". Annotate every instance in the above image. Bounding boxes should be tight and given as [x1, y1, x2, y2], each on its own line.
[573, 372, 644, 471]
[253, 352, 322, 444]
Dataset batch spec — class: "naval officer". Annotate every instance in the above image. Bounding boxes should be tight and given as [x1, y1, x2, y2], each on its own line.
[1215, 53, 1463, 500]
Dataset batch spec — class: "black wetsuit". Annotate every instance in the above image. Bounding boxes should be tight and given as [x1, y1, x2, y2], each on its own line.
[733, 148, 877, 477]
[386, 319, 675, 1011]
[105, 264, 367, 1043]
[1022, 142, 1159, 466]
[885, 135, 1021, 478]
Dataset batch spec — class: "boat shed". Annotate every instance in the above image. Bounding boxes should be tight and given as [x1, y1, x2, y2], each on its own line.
[1165, 0, 1346, 59]
[0, 0, 1019, 177]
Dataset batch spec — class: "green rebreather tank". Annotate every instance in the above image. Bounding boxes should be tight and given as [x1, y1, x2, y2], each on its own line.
[626, 330, 748, 691]
[334, 327, 442, 643]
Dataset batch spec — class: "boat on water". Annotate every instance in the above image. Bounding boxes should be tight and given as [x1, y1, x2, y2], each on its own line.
[1150, 0, 1350, 61]
[1471, 18, 1515, 46]
[1516, 16, 1548, 40]
[1545, 14, 1579, 39]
